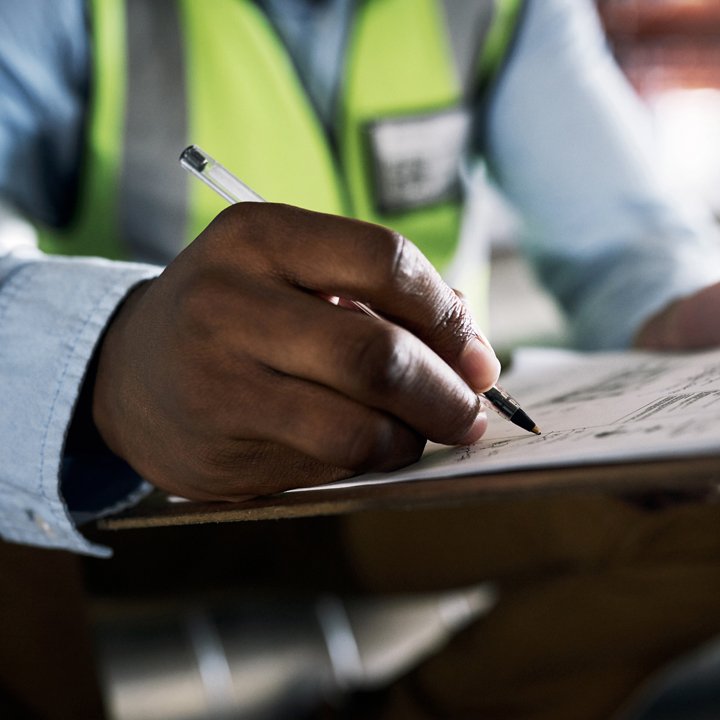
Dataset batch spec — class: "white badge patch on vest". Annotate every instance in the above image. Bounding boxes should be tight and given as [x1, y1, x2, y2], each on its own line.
[366, 107, 471, 214]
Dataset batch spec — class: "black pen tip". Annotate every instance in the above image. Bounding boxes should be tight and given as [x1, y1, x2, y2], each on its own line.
[510, 408, 540, 435]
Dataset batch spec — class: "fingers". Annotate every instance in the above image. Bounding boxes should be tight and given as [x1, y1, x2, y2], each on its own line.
[244, 371, 429, 475]
[220, 285, 488, 446]
[95, 203, 499, 504]
[213, 203, 500, 392]
[166, 371, 432, 500]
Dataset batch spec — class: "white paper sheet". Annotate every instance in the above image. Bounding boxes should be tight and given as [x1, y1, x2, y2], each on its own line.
[307, 347, 720, 491]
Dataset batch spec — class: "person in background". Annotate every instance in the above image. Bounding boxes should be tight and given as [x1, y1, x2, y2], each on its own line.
[2, 1, 720, 717]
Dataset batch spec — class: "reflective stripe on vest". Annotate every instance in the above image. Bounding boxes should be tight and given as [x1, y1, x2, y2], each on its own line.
[39, 0, 523, 274]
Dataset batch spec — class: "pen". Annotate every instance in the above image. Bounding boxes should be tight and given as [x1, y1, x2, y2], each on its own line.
[179, 145, 540, 436]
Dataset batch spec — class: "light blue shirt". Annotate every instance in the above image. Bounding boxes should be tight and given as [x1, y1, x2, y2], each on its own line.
[2, 0, 720, 555]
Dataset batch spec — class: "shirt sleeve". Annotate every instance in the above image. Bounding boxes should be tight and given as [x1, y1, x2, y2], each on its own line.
[0, 1, 162, 555]
[0, 201, 160, 556]
[485, 0, 720, 350]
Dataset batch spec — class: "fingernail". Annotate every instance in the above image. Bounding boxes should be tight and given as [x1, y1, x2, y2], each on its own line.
[457, 408, 488, 445]
[458, 337, 501, 392]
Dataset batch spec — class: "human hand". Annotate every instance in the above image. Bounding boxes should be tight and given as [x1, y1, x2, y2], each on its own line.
[634, 281, 720, 351]
[92, 204, 500, 500]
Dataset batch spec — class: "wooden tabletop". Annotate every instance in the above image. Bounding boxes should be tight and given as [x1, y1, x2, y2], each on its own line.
[99, 455, 720, 531]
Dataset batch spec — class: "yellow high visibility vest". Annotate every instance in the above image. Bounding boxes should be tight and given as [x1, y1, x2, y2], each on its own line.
[40, 0, 523, 298]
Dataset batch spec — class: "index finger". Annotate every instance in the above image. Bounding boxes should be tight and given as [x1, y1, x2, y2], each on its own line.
[221, 203, 501, 393]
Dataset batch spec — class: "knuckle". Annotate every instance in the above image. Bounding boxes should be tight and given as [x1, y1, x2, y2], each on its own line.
[375, 230, 421, 291]
[434, 299, 468, 335]
[213, 202, 256, 236]
[344, 326, 412, 397]
[449, 396, 484, 442]
[431, 299, 474, 350]
[200, 203, 269, 267]
[337, 419, 392, 471]
[199, 204, 247, 250]
[338, 419, 426, 473]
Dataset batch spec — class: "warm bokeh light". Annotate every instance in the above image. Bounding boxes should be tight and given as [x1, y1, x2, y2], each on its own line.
[598, 0, 720, 215]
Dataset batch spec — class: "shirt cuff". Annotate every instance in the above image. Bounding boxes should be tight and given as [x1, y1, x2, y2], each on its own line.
[0, 255, 160, 556]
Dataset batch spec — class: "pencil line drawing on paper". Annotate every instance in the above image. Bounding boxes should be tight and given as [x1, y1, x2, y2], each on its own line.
[304, 348, 720, 492]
